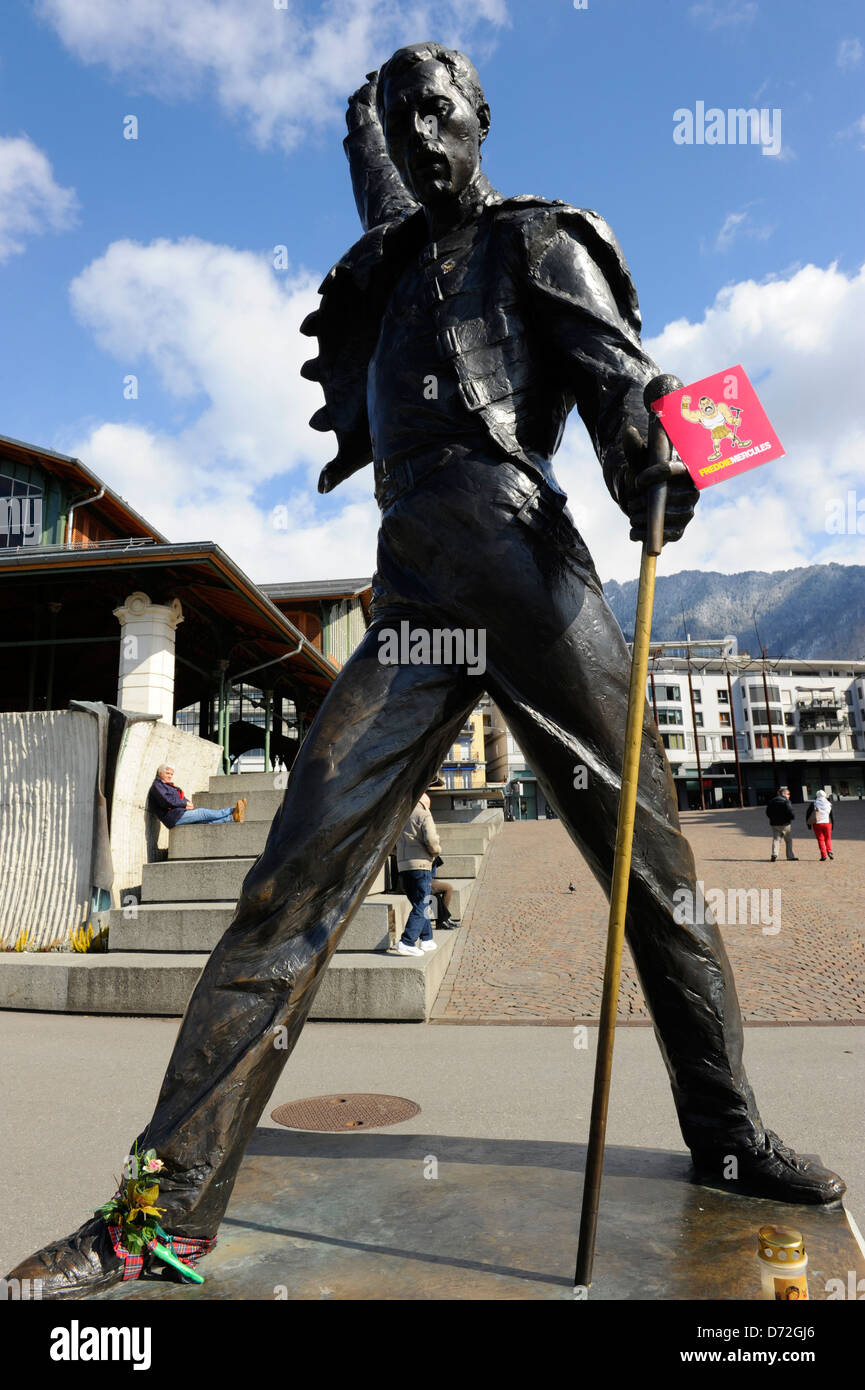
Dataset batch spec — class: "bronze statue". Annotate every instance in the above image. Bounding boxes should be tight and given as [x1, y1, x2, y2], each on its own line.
[9, 42, 844, 1299]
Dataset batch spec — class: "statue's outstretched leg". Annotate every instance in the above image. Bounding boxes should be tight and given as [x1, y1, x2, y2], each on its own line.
[483, 574, 844, 1206]
[7, 622, 478, 1297]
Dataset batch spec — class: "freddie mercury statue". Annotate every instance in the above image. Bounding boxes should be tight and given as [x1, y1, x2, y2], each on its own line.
[10, 42, 844, 1299]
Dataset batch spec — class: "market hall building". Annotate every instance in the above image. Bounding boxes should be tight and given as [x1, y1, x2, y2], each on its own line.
[0, 435, 367, 946]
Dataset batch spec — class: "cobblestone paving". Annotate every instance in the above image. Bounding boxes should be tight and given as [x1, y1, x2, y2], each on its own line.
[432, 803, 865, 1024]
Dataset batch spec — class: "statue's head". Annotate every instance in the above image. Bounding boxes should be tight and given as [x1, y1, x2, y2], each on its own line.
[377, 42, 490, 208]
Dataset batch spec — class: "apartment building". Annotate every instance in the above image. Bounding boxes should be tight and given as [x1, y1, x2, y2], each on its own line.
[646, 638, 865, 809]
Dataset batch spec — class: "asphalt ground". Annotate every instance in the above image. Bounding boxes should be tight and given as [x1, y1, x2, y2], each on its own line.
[2, 1014, 862, 1278]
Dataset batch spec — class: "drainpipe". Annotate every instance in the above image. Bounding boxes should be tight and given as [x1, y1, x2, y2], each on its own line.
[263, 689, 272, 769]
[66, 487, 105, 546]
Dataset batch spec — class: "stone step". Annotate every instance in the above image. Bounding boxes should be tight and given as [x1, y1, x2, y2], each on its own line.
[108, 902, 237, 951]
[166, 823, 478, 877]
[0, 938, 457, 1021]
[428, 853, 481, 878]
[312, 939, 456, 1021]
[142, 855, 386, 903]
[142, 857, 256, 902]
[208, 771, 286, 793]
[0, 952, 206, 1016]
[195, 789, 283, 818]
[168, 822, 268, 859]
[107, 895, 413, 954]
[167, 815, 492, 862]
[108, 880, 473, 955]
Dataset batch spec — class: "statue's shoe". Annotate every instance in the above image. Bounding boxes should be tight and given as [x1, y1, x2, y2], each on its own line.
[5, 1216, 128, 1300]
[692, 1130, 846, 1205]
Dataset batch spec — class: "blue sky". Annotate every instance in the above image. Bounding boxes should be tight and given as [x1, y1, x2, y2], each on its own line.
[1, 0, 863, 584]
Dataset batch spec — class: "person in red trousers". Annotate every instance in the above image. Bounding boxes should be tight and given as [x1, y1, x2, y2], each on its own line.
[806, 790, 835, 860]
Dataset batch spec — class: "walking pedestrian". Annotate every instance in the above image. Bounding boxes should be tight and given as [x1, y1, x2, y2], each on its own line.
[765, 786, 798, 862]
[806, 789, 834, 861]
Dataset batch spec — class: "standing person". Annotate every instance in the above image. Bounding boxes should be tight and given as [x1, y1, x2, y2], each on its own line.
[148, 764, 246, 827]
[10, 42, 845, 1301]
[806, 790, 835, 861]
[395, 792, 442, 954]
[765, 786, 797, 862]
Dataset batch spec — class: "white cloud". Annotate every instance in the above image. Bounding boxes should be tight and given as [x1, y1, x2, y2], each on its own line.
[837, 114, 865, 150]
[66, 236, 380, 581]
[556, 260, 865, 584]
[36, 0, 509, 151]
[0, 134, 78, 262]
[689, 1, 757, 29]
[836, 37, 863, 70]
[64, 240, 865, 591]
[713, 208, 773, 253]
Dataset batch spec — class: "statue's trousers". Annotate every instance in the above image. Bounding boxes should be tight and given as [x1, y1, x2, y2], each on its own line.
[137, 449, 765, 1236]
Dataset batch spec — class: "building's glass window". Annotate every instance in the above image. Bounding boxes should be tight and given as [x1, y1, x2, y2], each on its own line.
[717, 689, 729, 703]
[721, 735, 734, 750]
[662, 685, 681, 701]
[749, 683, 781, 703]
[0, 472, 43, 548]
[657, 707, 684, 726]
[694, 712, 704, 726]
[719, 711, 731, 726]
[662, 732, 685, 749]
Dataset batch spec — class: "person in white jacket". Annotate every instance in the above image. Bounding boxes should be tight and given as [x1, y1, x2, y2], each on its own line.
[806, 790, 835, 861]
[395, 792, 442, 955]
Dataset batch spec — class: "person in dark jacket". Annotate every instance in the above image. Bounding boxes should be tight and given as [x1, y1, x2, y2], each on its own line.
[148, 763, 246, 827]
[765, 787, 797, 862]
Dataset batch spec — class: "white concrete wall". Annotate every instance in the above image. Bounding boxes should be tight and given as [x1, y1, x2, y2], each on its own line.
[0, 712, 97, 947]
[109, 722, 222, 907]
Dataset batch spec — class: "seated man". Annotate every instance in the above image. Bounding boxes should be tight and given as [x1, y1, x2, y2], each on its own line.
[148, 763, 246, 827]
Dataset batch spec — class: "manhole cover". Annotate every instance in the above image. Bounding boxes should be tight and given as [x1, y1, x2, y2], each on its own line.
[271, 1093, 421, 1132]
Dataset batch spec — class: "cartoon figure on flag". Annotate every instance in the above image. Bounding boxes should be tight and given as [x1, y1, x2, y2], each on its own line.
[680, 393, 751, 461]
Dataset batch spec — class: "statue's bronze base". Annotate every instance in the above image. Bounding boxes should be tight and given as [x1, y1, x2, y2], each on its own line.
[94, 1131, 863, 1300]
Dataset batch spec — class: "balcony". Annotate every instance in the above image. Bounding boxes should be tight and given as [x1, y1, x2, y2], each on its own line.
[798, 716, 847, 733]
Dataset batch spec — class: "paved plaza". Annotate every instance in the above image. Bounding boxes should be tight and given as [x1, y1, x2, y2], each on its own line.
[433, 804, 865, 1024]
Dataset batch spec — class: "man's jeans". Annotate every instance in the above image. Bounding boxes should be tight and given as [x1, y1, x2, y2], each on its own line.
[400, 869, 433, 944]
[770, 825, 796, 860]
[175, 807, 234, 825]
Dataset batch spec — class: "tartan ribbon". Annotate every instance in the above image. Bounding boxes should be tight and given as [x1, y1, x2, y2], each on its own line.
[107, 1224, 217, 1281]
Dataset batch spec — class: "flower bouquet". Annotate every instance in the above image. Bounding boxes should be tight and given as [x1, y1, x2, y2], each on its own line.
[97, 1144, 205, 1284]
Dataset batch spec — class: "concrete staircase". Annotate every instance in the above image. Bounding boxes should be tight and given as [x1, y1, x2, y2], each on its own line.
[0, 773, 502, 1021]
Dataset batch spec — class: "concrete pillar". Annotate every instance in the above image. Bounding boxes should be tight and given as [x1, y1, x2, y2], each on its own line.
[113, 591, 183, 723]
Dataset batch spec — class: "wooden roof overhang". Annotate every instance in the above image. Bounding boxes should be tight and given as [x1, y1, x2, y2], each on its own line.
[0, 541, 339, 706]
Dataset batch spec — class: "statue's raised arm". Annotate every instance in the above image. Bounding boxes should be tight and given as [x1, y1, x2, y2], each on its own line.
[343, 72, 419, 231]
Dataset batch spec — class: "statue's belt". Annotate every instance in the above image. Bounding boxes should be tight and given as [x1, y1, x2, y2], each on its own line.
[373, 444, 477, 509]
[373, 442, 563, 514]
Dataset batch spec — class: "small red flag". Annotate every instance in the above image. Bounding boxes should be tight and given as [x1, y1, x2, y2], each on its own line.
[651, 364, 784, 490]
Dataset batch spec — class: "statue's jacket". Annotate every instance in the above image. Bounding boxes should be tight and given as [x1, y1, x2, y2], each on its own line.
[301, 179, 662, 524]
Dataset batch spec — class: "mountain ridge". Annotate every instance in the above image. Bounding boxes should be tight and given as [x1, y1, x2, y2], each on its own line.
[602, 563, 865, 659]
